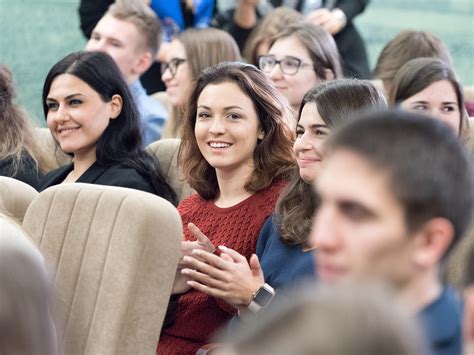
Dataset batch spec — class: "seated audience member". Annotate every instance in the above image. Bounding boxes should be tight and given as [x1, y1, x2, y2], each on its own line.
[181, 79, 386, 313]
[310, 110, 473, 355]
[160, 28, 241, 138]
[85, 0, 168, 145]
[0, 64, 56, 189]
[373, 30, 453, 95]
[215, 0, 370, 78]
[39, 51, 176, 205]
[158, 62, 295, 353]
[0, 214, 57, 355]
[389, 57, 470, 143]
[242, 7, 303, 65]
[258, 22, 343, 112]
[220, 282, 429, 355]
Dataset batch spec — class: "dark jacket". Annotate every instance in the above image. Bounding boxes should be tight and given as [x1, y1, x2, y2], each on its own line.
[0, 154, 42, 190]
[39, 162, 157, 196]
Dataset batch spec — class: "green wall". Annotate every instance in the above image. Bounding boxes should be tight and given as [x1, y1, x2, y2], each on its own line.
[0, 0, 472, 124]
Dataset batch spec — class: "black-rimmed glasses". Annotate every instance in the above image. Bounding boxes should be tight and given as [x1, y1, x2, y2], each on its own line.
[161, 58, 186, 77]
[258, 55, 312, 75]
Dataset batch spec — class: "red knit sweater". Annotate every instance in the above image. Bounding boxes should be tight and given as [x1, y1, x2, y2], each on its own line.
[158, 180, 286, 354]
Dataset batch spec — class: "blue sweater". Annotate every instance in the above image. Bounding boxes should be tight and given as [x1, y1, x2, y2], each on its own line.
[256, 215, 315, 291]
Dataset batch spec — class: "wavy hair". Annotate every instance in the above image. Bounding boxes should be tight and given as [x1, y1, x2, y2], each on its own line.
[0, 64, 55, 174]
[178, 61, 295, 200]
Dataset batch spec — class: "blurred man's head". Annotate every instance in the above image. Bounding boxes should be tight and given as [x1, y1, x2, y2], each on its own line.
[85, 0, 161, 85]
[311, 110, 473, 288]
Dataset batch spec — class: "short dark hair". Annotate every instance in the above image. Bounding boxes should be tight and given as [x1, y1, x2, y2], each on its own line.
[42, 51, 176, 204]
[327, 109, 473, 255]
[389, 57, 469, 142]
[178, 61, 295, 200]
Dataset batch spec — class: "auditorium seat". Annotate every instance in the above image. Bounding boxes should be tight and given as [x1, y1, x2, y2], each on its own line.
[22, 183, 182, 354]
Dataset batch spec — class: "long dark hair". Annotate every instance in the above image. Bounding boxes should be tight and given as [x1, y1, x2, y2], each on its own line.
[277, 79, 387, 246]
[42, 51, 177, 204]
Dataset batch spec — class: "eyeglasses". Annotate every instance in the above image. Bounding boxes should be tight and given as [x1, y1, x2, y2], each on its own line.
[161, 58, 186, 77]
[258, 55, 312, 75]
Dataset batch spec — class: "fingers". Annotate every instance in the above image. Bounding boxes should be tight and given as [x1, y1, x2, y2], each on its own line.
[217, 245, 247, 263]
[188, 223, 215, 252]
[187, 249, 231, 272]
[186, 280, 227, 299]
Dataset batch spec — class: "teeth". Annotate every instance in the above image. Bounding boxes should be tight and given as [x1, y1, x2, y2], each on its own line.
[210, 142, 231, 148]
[60, 128, 78, 134]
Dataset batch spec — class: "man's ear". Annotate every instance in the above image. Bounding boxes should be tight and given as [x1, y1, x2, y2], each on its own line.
[109, 94, 123, 119]
[411, 218, 454, 268]
[323, 68, 335, 81]
[133, 51, 153, 76]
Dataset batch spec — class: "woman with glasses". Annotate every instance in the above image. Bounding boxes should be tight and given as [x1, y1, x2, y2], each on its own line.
[258, 22, 343, 113]
[158, 62, 295, 354]
[160, 28, 241, 138]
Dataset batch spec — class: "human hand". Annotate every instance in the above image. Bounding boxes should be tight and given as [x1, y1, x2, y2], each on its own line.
[181, 245, 265, 308]
[306, 8, 346, 35]
[173, 223, 215, 294]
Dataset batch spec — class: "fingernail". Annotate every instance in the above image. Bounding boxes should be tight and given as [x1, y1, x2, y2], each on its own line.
[218, 245, 227, 250]
[193, 249, 202, 255]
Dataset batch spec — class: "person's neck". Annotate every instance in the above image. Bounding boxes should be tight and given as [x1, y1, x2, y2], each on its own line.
[214, 167, 254, 208]
[398, 267, 443, 314]
[68, 150, 97, 183]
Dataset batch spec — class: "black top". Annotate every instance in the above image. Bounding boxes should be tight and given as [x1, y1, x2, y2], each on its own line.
[0, 154, 42, 190]
[40, 162, 162, 198]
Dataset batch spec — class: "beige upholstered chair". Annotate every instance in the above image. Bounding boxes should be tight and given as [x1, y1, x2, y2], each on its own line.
[22, 183, 182, 355]
[147, 138, 195, 202]
[36, 127, 71, 172]
[0, 176, 38, 222]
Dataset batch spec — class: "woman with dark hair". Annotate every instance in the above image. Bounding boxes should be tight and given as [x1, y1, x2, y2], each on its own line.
[39, 51, 177, 204]
[158, 62, 295, 353]
[389, 57, 469, 143]
[181, 78, 387, 316]
[258, 22, 343, 112]
[0, 64, 56, 189]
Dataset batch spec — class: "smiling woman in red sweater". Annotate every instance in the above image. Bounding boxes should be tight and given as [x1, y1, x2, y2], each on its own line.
[157, 62, 295, 354]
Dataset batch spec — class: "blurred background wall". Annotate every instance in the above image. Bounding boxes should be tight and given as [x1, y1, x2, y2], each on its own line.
[0, 0, 472, 124]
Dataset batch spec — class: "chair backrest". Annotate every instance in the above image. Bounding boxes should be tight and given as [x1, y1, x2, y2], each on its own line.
[35, 127, 71, 172]
[147, 138, 195, 202]
[0, 176, 38, 222]
[22, 183, 182, 355]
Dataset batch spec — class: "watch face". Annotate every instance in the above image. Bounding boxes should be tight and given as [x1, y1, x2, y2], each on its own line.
[254, 287, 273, 305]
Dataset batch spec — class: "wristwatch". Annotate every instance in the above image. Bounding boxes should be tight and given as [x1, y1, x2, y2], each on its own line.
[247, 283, 275, 313]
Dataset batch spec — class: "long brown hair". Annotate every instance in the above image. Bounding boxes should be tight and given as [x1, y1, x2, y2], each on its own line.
[277, 79, 387, 246]
[0, 64, 55, 174]
[178, 61, 295, 200]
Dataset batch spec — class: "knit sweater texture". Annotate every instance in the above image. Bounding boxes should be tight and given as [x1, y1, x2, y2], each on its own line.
[158, 180, 286, 354]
